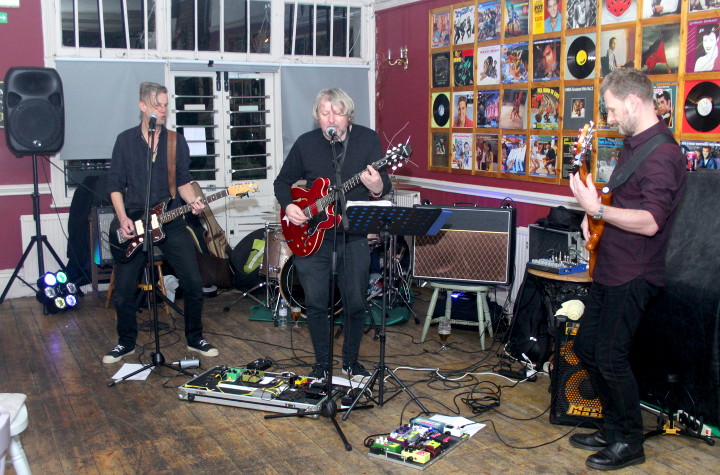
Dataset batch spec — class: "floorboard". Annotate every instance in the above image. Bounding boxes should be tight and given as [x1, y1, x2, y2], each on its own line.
[0, 285, 716, 474]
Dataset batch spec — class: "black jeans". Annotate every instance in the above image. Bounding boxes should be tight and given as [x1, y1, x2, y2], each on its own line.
[113, 218, 204, 347]
[293, 236, 370, 366]
[575, 279, 660, 445]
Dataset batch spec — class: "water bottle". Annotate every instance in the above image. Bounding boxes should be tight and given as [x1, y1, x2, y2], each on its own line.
[278, 299, 288, 328]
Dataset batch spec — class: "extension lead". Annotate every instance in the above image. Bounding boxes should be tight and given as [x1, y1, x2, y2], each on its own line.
[498, 369, 537, 382]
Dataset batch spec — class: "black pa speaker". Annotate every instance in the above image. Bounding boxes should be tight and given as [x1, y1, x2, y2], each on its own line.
[550, 317, 604, 427]
[3, 67, 65, 156]
[412, 205, 516, 285]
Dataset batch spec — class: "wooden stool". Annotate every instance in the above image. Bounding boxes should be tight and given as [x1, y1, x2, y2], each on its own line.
[420, 282, 493, 350]
[104, 259, 169, 315]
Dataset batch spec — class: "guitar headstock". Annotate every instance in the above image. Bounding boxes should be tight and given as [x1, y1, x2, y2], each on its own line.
[376, 142, 412, 172]
[228, 182, 259, 197]
[572, 121, 595, 168]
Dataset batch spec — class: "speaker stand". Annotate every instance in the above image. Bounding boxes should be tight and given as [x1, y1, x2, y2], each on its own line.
[0, 154, 68, 308]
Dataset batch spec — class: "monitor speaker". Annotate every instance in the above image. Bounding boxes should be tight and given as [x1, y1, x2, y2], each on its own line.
[3, 67, 65, 156]
[528, 224, 582, 261]
[550, 317, 604, 427]
[412, 205, 516, 285]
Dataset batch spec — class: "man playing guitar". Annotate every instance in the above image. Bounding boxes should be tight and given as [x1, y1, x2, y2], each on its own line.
[273, 88, 392, 380]
[104, 82, 219, 364]
[568, 68, 686, 470]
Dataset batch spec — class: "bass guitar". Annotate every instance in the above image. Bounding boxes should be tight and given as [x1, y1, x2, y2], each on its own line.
[572, 122, 609, 277]
[280, 144, 411, 257]
[109, 183, 258, 263]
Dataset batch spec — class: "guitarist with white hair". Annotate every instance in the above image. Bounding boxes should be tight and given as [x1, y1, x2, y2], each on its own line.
[274, 88, 392, 380]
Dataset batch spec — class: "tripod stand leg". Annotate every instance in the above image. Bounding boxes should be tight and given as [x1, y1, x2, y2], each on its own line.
[385, 368, 429, 414]
[0, 237, 37, 303]
[223, 282, 267, 312]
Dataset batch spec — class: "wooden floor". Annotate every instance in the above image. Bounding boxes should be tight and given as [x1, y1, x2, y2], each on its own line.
[0, 285, 716, 475]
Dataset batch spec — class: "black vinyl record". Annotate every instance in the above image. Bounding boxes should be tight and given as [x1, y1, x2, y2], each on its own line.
[433, 94, 450, 127]
[567, 36, 596, 79]
[685, 82, 720, 132]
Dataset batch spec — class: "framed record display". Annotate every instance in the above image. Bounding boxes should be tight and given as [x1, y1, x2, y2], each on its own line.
[566, 0, 597, 30]
[477, 44, 501, 85]
[431, 92, 451, 129]
[432, 132, 451, 167]
[641, 23, 680, 75]
[478, 1, 502, 41]
[432, 11, 452, 48]
[565, 34, 597, 80]
[427, 0, 720, 182]
[477, 90, 501, 127]
[563, 85, 594, 131]
[686, 18, 720, 74]
[683, 80, 720, 134]
[476, 133, 499, 172]
[454, 5, 476, 45]
[433, 52, 451, 88]
[602, 0, 636, 25]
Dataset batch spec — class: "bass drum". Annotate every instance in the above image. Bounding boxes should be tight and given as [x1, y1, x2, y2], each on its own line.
[279, 256, 343, 316]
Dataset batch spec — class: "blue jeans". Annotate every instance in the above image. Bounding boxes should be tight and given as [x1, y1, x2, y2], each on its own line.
[113, 218, 204, 347]
[575, 279, 660, 445]
[293, 236, 370, 366]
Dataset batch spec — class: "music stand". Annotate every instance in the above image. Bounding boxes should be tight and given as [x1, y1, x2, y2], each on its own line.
[341, 205, 450, 419]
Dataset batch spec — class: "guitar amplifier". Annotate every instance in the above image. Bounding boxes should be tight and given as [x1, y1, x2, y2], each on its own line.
[93, 206, 116, 266]
[412, 205, 516, 285]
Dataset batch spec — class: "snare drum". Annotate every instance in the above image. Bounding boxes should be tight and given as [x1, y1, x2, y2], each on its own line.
[260, 225, 292, 279]
[279, 256, 343, 316]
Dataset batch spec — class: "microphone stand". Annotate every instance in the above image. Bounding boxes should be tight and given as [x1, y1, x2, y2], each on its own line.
[109, 120, 195, 386]
[264, 130, 371, 450]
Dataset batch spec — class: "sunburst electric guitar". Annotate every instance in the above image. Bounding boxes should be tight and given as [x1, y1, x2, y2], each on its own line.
[280, 144, 411, 257]
[109, 183, 258, 263]
[572, 122, 609, 277]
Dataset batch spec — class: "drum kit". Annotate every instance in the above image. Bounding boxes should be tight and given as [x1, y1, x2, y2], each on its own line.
[249, 221, 413, 320]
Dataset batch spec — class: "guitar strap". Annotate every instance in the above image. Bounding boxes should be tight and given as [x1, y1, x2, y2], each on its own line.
[603, 133, 675, 194]
[167, 129, 177, 198]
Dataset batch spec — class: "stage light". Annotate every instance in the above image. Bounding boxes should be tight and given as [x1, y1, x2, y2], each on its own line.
[35, 271, 80, 313]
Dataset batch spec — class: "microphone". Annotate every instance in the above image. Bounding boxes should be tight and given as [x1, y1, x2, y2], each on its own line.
[172, 359, 200, 369]
[148, 113, 158, 132]
[325, 126, 338, 140]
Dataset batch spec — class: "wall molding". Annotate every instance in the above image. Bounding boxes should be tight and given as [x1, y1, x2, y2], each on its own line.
[0, 183, 52, 197]
[392, 176, 581, 209]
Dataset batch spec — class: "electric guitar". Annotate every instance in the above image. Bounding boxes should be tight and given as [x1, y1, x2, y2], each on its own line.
[109, 183, 258, 263]
[280, 144, 411, 257]
[572, 122, 609, 277]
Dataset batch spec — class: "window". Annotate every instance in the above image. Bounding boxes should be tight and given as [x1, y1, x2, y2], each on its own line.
[284, 3, 361, 57]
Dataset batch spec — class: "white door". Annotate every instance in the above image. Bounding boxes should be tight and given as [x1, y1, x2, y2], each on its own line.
[169, 71, 280, 249]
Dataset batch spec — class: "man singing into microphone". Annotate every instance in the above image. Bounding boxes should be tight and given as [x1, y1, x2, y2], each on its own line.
[273, 88, 392, 379]
[103, 81, 219, 364]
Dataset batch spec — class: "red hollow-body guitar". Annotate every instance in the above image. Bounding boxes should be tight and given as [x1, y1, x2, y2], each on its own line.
[280, 144, 411, 257]
[572, 122, 610, 277]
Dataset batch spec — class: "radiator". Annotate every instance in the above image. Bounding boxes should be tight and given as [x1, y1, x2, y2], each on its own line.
[390, 189, 421, 207]
[7, 213, 73, 298]
[512, 226, 530, 302]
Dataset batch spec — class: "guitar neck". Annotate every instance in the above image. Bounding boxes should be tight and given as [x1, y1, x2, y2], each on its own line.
[160, 189, 229, 223]
[310, 160, 388, 217]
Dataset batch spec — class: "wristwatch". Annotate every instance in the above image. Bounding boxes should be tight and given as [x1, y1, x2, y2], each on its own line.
[593, 204, 605, 220]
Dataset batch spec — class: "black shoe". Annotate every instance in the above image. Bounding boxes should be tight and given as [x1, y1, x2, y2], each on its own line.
[342, 361, 370, 378]
[586, 442, 645, 471]
[103, 344, 135, 364]
[187, 339, 219, 357]
[570, 431, 609, 451]
[309, 363, 329, 380]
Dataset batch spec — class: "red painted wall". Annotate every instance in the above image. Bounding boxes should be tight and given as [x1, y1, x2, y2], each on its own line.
[0, 2, 53, 269]
[375, 0, 572, 227]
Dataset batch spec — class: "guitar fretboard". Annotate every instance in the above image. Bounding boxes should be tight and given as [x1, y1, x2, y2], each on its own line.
[159, 189, 229, 224]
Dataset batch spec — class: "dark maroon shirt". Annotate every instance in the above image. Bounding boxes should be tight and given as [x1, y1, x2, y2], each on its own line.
[593, 119, 686, 287]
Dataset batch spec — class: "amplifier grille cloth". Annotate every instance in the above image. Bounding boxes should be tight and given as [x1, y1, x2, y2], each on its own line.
[414, 230, 510, 283]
